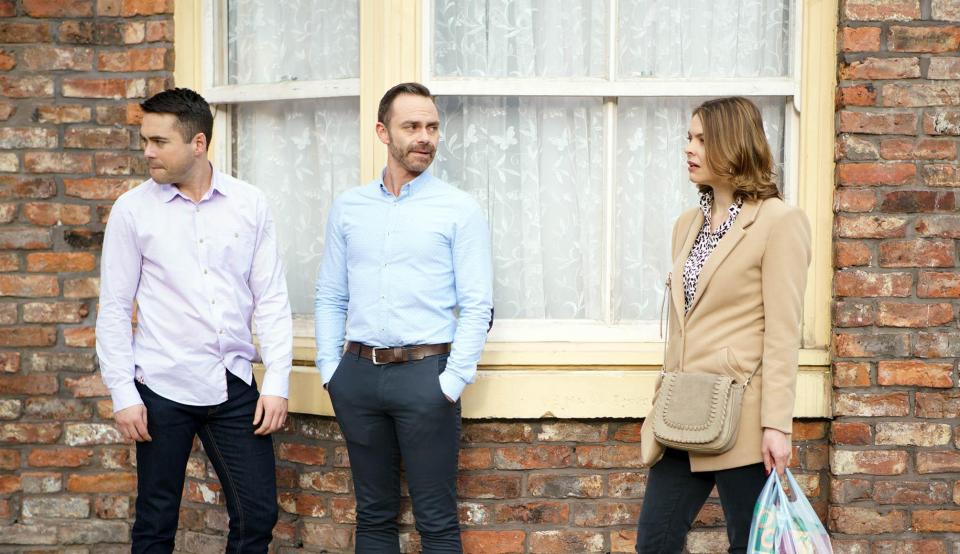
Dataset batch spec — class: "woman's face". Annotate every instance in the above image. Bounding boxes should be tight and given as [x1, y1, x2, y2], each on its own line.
[685, 114, 717, 186]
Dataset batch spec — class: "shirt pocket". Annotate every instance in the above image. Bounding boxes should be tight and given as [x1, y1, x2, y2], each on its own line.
[211, 225, 257, 277]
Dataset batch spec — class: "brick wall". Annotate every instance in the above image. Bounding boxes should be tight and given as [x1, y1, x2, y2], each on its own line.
[0, 0, 172, 550]
[831, 0, 960, 551]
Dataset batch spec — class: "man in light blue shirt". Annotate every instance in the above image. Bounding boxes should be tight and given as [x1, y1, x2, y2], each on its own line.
[315, 82, 493, 553]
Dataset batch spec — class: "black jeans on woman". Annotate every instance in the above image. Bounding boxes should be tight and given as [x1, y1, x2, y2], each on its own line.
[635, 447, 767, 554]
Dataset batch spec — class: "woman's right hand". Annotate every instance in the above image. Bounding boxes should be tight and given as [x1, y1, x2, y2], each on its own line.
[761, 427, 791, 476]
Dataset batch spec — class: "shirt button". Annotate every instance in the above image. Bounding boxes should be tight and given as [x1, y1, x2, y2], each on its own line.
[203, 269, 208, 275]
[199, 238, 204, 244]
[211, 299, 216, 304]
[234, 232, 239, 238]
[218, 329, 224, 335]
[195, 207, 200, 212]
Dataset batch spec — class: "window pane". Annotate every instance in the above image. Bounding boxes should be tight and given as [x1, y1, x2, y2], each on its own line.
[227, 0, 359, 85]
[433, 0, 607, 78]
[618, 0, 790, 78]
[434, 97, 604, 319]
[614, 96, 785, 322]
[234, 98, 360, 314]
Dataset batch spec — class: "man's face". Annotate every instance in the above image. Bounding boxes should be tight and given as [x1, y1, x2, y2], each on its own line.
[378, 94, 440, 176]
[140, 113, 202, 185]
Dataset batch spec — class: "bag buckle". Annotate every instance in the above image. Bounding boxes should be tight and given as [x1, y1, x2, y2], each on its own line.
[371, 347, 388, 365]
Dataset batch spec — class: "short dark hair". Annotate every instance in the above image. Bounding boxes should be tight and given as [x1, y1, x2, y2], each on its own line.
[377, 82, 434, 126]
[140, 88, 214, 149]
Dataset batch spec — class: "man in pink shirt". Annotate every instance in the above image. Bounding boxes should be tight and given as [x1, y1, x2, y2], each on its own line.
[96, 88, 292, 553]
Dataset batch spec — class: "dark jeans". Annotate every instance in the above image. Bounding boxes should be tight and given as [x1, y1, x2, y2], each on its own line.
[132, 371, 278, 554]
[636, 448, 766, 554]
[328, 351, 462, 554]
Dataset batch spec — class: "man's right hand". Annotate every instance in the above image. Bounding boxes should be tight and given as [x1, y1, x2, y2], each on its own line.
[115, 404, 152, 442]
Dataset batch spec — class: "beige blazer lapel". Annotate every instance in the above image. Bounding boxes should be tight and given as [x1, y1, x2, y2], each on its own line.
[670, 211, 703, 326]
[685, 199, 763, 316]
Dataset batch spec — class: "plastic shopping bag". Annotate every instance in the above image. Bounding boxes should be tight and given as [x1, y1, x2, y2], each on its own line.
[747, 468, 832, 554]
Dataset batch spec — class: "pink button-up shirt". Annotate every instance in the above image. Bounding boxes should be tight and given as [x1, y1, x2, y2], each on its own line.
[96, 169, 292, 412]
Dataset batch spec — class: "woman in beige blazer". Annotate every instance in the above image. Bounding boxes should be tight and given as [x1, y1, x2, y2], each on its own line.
[635, 97, 812, 554]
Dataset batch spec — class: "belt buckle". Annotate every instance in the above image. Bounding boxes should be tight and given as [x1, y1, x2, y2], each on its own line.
[371, 347, 388, 365]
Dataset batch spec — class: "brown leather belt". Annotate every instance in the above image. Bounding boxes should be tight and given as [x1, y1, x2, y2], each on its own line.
[346, 342, 451, 365]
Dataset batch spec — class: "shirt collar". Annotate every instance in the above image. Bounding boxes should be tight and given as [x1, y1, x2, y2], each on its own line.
[377, 169, 432, 200]
[156, 164, 225, 203]
[699, 190, 743, 227]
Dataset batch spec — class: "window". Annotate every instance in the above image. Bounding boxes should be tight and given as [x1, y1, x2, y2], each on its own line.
[425, 0, 800, 342]
[202, 0, 361, 314]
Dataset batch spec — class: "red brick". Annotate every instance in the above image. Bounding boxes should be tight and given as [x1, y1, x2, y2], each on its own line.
[146, 75, 173, 96]
[0, 274, 58, 297]
[26, 252, 95, 273]
[23, 0, 94, 17]
[929, 57, 960, 79]
[298, 470, 351, 494]
[0, 227, 52, 250]
[879, 239, 955, 267]
[0, 75, 54, 98]
[919, 271, 960, 297]
[121, 0, 173, 16]
[611, 423, 642, 442]
[918, 392, 960, 418]
[277, 442, 326, 465]
[572, 502, 641, 527]
[833, 362, 871, 387]
[883, 83, 960, 108]
[0, 253, 18, 272]
[0, 449, 18, 470]
[527, 474, 602, 498]
[98, 47, 170, 72]
[29, 352, 96, 372]
[0, 474, 20, 493]
[838, 163, 916, 186]
[831, 449, 908, 476]
[0, 374, 57, 395]
[575, 445, 644, 468]
[494, 502, 569, 524]
[0, 48, 14, 71]
[463, 423, 533, 443]
[841, 57, 920, 80]
[934, 0, 960, 21]
[915, 332, 960, 358]
[841, 26, 882, 51]
[459, 448, 493, 470]
[838, 84, 877, 107]
[834, 241, 872, 268]
[839, 110, 917, 135]
[834, 392, 910, 416]
[925, 110, 960, 135]
[27, 448, 93, 468]
[23, 152, 93, 174]
[881, 139, 957, 161]
[494, 445, 574, 469]
[95, 152, 147, 175]
[458, 474, 522, 499]
[94, 495, 131, 519]
[889, 25, 960, 52]
[835, 189, 877, 213]
[64, 277, 99, 298]
[62, 77, 146, 99]
[830, 422, 872, 445]
[121, 21, 145, 44]
[877, 301, 954, 327]
[830, 506, 909, 535]
[64, 375, 109, 397]
[923, 164, 960, 186]
[25, 398, 92, 420]
[0, 423, 61, 444]
[22, 203, 91, 226]
[916, 215, 960, 238]
[530, 530, 604, 553]
[876, 422, 952, 447]
[34, 105, 91, 124]
[0, 2, 13, 17]
[462, 530, 525, 554]
[0, 351, 19, 372]
[844, 0, 920, 20]
[98, 0, 121, 15]
[278, 492, 326, 518]
[0, 326, 57, 347]
[878, 360, 954, 388]
[538, 422, 607, 442]
[300, 522, 352, 551]
[63, 229, 105, 250]
[835, 214, 908, 238]
[64, 177, 138, 200]
[329, 496, 355, 523]
[146, 20, 172, 42]
[21, 45, 94, 71]
[874, 481, 951, 505]
[834, 300, 875, 327]
[834, 270, 912, 297]
[0, 22, 51, 43]
[0, 176, 56, 199]
[914, 510, 960, 532]
[0, 127, 57, 148]
[67, 473, 136, 493]
[881, 190, 956, 213]
[64, 127, 130, 150]
[64, 326, 96, 347]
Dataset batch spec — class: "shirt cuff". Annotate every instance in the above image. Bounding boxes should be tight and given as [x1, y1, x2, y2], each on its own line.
[438, 370, 468, 401]
[319, 359, 341, 386]
[110, 382, 144, 413]
[259, 367, 290, 398]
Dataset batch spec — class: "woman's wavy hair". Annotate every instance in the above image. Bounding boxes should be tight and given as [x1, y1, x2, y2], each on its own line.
[692, 97, 782, 202]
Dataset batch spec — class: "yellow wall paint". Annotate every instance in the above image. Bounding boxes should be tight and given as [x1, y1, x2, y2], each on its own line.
[173, 0, 202, 91]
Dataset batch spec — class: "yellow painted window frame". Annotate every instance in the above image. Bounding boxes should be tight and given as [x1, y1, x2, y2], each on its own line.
[173, 0, 836, 419]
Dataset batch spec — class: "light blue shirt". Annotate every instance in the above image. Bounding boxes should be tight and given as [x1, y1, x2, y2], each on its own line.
[314, 170, 493, 400]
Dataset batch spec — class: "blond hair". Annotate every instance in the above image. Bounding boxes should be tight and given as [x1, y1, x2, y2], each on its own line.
[692, 97, 781, 202]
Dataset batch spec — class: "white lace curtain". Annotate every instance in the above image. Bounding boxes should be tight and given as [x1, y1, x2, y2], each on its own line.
[228, 0, 360, 313]
[432, 0, 789, 322]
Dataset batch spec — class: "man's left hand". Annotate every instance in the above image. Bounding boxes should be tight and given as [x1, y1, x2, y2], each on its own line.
[253, 395, 288, 435]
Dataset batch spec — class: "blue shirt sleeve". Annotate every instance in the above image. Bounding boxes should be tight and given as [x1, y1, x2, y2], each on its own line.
[314, 198, 349, 385]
